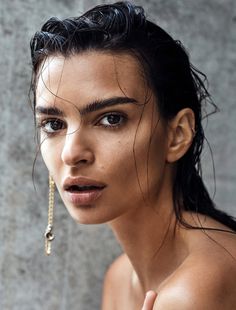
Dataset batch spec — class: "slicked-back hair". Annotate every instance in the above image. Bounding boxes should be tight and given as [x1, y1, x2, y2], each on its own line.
[30, 1, 236, 231]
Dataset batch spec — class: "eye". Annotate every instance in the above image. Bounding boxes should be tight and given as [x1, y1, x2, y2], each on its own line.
[40, 118, 66, 134]
[98, 113, 126, 128]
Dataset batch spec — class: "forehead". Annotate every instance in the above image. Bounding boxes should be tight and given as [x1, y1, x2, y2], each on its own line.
[36, 51, 148, 106]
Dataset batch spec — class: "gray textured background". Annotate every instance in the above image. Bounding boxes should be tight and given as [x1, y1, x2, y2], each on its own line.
[0, 0, 235, 309]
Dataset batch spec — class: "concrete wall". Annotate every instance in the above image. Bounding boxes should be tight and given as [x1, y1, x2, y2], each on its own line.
[1, 0, 235, 309]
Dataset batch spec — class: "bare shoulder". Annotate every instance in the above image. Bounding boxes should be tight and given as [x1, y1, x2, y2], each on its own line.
[101, 253, 132, 310]
[103, 252, 132, 286]
[154, 250, 236, 309]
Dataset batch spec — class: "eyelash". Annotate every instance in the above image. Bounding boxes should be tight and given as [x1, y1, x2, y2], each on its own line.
[37, 118, 66, 136]
[37, 112, 127, 136]
[96, 112, 127, 129]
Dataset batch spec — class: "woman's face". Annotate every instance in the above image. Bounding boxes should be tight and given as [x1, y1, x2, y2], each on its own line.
[36, 51, 170, 224]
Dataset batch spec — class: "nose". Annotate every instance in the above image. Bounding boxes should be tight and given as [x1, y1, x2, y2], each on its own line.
[61, 128, 95, 167]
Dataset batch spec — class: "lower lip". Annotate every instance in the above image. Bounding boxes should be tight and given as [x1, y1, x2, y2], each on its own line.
[65, 188, 104, 205]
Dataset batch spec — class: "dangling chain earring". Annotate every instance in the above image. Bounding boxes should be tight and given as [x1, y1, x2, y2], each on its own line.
[44, 175, 55, 255]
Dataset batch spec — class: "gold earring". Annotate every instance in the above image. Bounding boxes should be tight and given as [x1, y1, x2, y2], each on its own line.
[44, 175, 55, 255]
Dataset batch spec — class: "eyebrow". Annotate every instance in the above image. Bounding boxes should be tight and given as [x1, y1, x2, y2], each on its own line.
[35, 96, 138, 117]
[35, 106, 64, 116]
[80, 96, 137, 116]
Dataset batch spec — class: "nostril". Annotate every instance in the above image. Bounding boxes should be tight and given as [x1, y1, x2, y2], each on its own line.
[72, 158, 89, 166]
[61, 149, 94, 167]
[79, 159, 88, 164]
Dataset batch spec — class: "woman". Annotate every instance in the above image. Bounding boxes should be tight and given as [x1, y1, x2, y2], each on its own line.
[30, 2, 236, 309]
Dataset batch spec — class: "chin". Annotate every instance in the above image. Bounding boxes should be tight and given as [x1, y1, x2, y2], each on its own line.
[66, 204, 113, 225]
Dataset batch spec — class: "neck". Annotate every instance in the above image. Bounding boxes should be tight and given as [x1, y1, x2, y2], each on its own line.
[108, 195, 188, 293]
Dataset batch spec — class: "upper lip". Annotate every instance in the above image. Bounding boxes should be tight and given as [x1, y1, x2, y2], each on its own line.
[63, 176, 107, 191]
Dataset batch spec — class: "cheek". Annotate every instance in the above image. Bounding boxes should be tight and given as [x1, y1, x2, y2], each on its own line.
[99, 138, 134, 172]
[99, 129, 166, 190]
[136, 140, 166, 191]
[96, 134, 137, 190]
[40, 138, 62, 175]
[126, 125, 167, 196]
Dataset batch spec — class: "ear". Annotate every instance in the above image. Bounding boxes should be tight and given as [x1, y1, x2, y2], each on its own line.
[166, 108, 195, 163]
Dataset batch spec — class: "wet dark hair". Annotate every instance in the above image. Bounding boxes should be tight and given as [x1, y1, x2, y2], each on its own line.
[30, 1, 236, 231]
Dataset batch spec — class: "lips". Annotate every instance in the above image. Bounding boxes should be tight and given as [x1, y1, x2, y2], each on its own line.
[63, 177, 106, 205]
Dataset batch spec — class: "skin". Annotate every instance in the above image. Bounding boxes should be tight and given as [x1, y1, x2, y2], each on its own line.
[36, 51, 236, 309]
